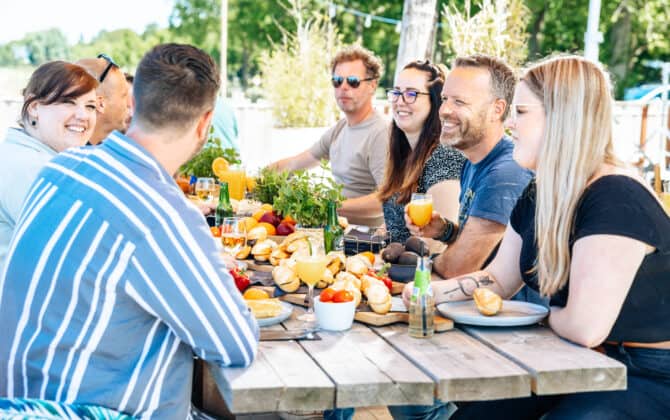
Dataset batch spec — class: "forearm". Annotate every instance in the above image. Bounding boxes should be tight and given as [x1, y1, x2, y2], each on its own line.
[432, 271, 505, 304]
[338, 193, 382, 218]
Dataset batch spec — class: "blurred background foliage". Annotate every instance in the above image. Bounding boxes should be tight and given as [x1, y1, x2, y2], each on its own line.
[0, 0, 668, 99]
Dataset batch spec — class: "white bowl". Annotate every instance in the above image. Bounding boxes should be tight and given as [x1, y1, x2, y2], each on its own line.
[314, 296, 356, 331]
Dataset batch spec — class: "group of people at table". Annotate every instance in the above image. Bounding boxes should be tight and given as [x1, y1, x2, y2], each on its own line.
[0, 40, 667, 420]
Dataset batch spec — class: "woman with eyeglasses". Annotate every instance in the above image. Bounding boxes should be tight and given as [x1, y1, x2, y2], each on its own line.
[415, 55, 670, 419]
[378, 60, 466, 244]
[0, 61, 98, 273]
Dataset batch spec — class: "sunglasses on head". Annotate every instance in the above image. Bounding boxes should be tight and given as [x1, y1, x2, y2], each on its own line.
[97, 53, 119, 83]
[331, 75, 375, 88]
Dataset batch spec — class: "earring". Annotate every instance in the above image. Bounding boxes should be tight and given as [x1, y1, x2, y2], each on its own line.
[31, 120, 36, 126]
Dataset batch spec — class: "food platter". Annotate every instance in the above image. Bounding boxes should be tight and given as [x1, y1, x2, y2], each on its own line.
[256, 300, 294, 327]
[436, 300, 548, 327]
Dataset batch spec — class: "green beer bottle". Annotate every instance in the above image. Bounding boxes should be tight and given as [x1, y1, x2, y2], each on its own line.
[324, 201, 344, 253]
[215, 182, 233, 227]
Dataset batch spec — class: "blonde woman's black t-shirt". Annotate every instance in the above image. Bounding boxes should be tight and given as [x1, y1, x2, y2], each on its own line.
[510, 175, 670, 343]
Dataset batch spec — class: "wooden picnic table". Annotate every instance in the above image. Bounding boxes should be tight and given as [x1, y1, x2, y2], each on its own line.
[197, 305, 626, 416]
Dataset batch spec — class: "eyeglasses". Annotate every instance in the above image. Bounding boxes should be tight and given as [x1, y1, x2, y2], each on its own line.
[508, 103, 543, 121]
[97, 53, 119, 83]
[331, 75, 375, 88]
[386, 89, 430, 104]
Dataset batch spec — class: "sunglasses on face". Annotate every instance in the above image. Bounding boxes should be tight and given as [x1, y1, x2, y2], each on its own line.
[97, 53, 119, 83]
[331, 75, 375, 89]
[386, 89, 430, 104]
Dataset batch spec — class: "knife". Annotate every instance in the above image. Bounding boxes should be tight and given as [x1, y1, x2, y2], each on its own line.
[260, 329, 321, 341]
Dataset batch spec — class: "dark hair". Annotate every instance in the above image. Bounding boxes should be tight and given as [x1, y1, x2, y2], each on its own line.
[378, 60, 446, 204]
[133, 43, 220, 129]
[330, 45, 383, 80]
[20, 61, 98, 126]
[453, 54, 516, 121]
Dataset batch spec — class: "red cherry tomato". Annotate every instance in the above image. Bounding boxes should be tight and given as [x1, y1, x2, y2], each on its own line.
[332, 290, 354, 303]
[319, 287, 337, 302]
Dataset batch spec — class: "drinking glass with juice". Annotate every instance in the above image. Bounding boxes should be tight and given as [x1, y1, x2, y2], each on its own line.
[218, 164, 247, 201]
[408, 193, 433, 228]
[295, 238, 327, 324]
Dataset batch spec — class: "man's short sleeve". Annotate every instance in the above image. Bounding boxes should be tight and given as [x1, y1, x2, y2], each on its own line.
[309, 120, 346, 161]
[469, 160, 532, 225]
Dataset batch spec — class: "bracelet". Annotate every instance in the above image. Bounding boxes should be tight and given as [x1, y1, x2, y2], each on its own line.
[437, 217, 455, 243]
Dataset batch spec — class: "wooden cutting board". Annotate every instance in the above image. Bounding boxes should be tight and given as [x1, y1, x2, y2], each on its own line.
[281, 293, 453, 332]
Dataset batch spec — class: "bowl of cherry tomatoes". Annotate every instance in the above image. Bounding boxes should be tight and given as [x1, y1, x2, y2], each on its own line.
[314, 288, 356, 331]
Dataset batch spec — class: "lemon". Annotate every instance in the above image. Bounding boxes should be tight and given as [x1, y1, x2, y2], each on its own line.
[211, 157, 229, 179]
[243, 288, 270, 300]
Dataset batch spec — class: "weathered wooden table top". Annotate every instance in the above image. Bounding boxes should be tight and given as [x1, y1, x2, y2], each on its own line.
[203, 305, 626, 415]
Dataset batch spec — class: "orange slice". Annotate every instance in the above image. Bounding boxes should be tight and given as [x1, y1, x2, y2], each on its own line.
[212, 157, 229, 178]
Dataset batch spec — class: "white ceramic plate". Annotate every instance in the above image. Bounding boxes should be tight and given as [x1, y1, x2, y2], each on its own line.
[257, 301, 293, 327]
[437, 300, 548, 327]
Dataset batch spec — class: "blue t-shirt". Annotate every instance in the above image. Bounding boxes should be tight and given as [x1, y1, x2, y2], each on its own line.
[457, 137, 532, 229]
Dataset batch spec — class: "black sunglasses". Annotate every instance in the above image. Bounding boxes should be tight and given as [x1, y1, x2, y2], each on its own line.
[331, 75, 375, 89]
[97, 53, 119, 83]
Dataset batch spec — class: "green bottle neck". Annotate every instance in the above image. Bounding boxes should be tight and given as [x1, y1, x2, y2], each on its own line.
[327, 201, 338, 225]
[219, 182, 231, 205]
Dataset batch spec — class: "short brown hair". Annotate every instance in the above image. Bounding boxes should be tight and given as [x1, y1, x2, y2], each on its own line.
[20, 61, 98, 126]
[453, 55, 516, 120]
[134, 43, 220, 130]
[330, 45, 383, 80]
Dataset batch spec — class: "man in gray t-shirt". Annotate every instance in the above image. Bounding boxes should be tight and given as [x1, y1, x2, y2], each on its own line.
[269, 45, 390, 227]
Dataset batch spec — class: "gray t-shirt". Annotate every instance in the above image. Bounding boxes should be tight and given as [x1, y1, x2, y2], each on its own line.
[309, 111, 390, 199]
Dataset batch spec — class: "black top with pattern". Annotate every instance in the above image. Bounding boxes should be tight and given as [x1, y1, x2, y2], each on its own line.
[382, 144, 465, 243]
[510, 175, 670, 343]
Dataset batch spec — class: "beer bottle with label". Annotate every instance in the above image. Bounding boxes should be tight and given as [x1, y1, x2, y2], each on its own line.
[215, 181, 233, 227]
[324, 201, 344, 253]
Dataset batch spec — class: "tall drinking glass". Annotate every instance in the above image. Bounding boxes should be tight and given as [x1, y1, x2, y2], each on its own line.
[295, 238, 327, 324]
[221, 217, 247, 256]
[408, 193, 433, 228]
[195, 177, 216, 203]
[218, 164, 247, 201]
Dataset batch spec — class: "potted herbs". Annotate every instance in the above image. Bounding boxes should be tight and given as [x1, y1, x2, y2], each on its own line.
[179, 133, 241, 178]
[252, 167, 290, 205]
[273, 161, 344, 229]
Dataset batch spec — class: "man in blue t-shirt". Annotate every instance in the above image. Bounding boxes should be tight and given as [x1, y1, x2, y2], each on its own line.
[406, 55, 532, 279]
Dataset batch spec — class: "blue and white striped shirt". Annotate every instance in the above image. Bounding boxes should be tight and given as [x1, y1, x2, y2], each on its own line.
[0, 131, 259, 419]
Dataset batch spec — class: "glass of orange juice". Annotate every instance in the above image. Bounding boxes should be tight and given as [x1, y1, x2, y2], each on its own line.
[218, 164, 247, 201]
[295, 239, 327, 323]
[408, 193, 433, 228]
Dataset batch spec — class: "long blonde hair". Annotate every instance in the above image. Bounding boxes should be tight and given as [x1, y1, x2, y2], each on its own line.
[523, 55, 619, 296]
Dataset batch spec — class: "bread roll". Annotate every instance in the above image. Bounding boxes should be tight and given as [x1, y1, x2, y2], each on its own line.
[472, 288, 502, 316]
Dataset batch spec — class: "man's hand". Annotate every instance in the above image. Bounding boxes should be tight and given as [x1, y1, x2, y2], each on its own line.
[404, 207, 444, 239]
[198, 202, 216, 216]
[401, 281, 414, 309]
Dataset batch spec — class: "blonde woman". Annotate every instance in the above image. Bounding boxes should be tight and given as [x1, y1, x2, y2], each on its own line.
[403, 55, 670, 418]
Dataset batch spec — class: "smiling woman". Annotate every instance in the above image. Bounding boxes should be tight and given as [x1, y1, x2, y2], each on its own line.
[0, 60, 98, 274]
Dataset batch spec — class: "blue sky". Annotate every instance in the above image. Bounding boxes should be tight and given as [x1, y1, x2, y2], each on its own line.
[0, 0, 174, 44]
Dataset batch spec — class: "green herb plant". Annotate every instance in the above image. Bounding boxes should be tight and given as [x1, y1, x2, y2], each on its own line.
[273, 160, 344, 228]
[252, 167, 290, 205]
[179, 130, 241, 178]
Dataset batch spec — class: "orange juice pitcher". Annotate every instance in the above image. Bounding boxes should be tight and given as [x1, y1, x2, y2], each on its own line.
[408, 193, 433, 228]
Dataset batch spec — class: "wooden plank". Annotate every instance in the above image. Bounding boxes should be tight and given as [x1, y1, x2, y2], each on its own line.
[284, 309, 435, 408]
[462, 325, 627, 395]
[207, 318, 334, 414]
[375, 325, 531, 402]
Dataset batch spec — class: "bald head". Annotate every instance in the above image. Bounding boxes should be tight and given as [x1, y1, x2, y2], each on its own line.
[76, 56, 130, 143]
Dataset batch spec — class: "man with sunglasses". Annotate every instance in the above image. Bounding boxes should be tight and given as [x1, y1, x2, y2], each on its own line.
[268, 45, 390, 228]
[76, 54, 131, 144]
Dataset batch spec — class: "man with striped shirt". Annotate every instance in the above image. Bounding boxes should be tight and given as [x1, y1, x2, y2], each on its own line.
[0, 43, 259, 419]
